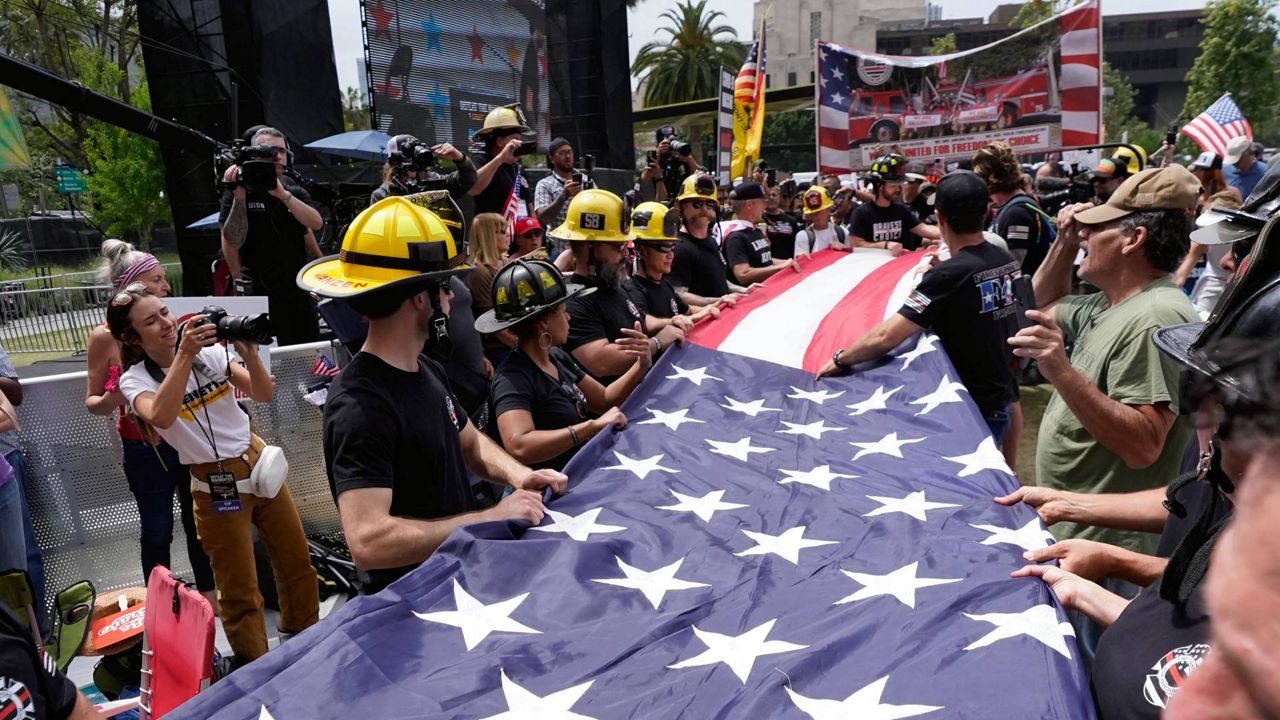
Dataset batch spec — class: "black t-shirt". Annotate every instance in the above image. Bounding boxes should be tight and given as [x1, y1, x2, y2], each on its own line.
[724, 226, 772, 278]
[564, 275, 645, 384]
[850, 201, 923, 250]
[763, 211, 801, 260]
[990, 194, 1047, 276]
[909, 195, 935, 224]
[1091, 483, 1231, 719]
[625, 274, 689, 320]
[323, 352, 475, 593]
[491, 348, 590, 471]
[218, 177, 313, 283]
[670, 231, 731, 299]
[0, 605, 77, 720]
[423, 276, 489, 417]
[472, 152, 529, 216]
[897, 242, 1020, 416]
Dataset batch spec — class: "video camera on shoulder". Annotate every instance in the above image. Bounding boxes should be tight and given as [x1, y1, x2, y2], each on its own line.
[215, 141, 281, 194]
[1035, 175, 1093, 215]
[178, 305, 275, 347]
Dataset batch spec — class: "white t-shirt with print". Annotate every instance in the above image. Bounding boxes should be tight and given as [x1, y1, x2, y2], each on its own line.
[119, 346, 249, 465]
[796, 225, 841, 255]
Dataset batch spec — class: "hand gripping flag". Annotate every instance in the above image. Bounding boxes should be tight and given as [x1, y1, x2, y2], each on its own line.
[730, 8, 769, 180]
[1181, 93, 1253, 157]
[167, 249, 1095, 719]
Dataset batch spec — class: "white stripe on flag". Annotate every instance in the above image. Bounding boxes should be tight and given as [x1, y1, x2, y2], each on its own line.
[719, 252, 893, 368]
[1059, 28, 1099, 56]
[819, 146, 850, 168]
[819, 105, 847, 129]
[1187, 118, 1230, 150]
[1061, 110, 1099, 133]
[882, 262, 920, 322]
[1058, 63, 1098, 91]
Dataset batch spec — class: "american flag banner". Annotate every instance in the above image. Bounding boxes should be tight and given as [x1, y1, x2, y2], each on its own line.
[730, 8, 768, 180]
[168, 249, 1095, 719]
[310, 353, 341, 377]
[1180, 93, 1253, 156]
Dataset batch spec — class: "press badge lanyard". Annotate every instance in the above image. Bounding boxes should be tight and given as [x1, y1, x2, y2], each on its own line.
[181, 354, 242, 513]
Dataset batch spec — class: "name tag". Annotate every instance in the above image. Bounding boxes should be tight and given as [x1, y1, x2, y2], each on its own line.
[208, 471, 243, 513]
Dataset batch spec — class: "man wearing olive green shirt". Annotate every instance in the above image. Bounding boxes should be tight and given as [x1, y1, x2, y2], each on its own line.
[1009, 166, 1200, 556]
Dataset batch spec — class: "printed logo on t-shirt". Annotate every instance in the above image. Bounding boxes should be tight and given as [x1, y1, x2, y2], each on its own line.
[750, 237, 773, 264]
[626, 299, 643, 321]
[247, 201, 267, 212]
[974, 264, 1022, 319]
[179, 376, 232, 422]
[0, 675, 35, 719]
[1143, 642, 1211, 709]
[445, 394, 461, 431]
[669, 298, 679, 315]
[872, 220, 903, 243]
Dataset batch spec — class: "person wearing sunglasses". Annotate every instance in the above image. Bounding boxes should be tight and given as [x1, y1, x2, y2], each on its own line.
[82, 239, 217, 612]
[510, 216, 549, 262]
[482, 259, 653, 471]
[626, 202, 728, 333]
[108, 285, 318, 665]
[669, 174, 736, 301]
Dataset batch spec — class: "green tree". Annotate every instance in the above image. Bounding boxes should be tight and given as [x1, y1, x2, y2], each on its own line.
[631, 0, 746, 107]
[1101, 61, 1159, 149]
[1182, 0, 1280, 138]
[927, 33, 957, 56]
[342, 87, 371, 132]
[760, 109, 815, 172]
[82, 77, 170, 248]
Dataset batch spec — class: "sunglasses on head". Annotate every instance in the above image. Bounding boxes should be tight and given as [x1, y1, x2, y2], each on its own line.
[110, 282, 148, 308]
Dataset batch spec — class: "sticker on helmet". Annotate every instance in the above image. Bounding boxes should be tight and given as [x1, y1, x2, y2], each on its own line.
[496, 286, 509, 304]
[538, 270, 557, 289]
[805, 191, 822, 209]
[662, 210, 680, 237]
[580, 212, 605, 230]
[633, 210, 653, 229]
[516, 279, 535, 299]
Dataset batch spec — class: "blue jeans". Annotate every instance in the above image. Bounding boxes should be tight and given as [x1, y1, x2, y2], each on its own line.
[0, 475, 24, 576]
[10, 449, 47, 636]
[122, 439, 215, 591]
[984, 405, 1012, 446]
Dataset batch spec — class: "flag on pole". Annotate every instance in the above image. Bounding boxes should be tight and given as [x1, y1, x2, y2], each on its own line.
[1180, 93, 1253, 157]
[166, 249, 1094, 720]
[0, 87, 31, 171]
[730, 8, 769, 180]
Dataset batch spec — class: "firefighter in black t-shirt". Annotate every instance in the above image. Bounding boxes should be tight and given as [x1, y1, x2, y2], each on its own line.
[0, 605, 96, 719]
[763, 185, 802, 259]
[555, 190, 685, 385]
[670, 174, 744, 301]
[468, 104, 534, 217]
[625, 202, 727, 335]
[848, 154, 942, 254]
[299, 196, 566, 593]
[723, 182, 801, 286]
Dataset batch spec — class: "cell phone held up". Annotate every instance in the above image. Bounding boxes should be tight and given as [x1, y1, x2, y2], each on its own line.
[1012, 275, 1037, 332]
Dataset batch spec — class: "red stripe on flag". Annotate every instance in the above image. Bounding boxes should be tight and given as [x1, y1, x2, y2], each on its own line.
[687, 250, 850, 351]
[800, 251, 926, 373]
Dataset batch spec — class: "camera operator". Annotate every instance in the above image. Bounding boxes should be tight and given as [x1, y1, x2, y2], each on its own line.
[219, 126, 325, 345]
[534, 137, 588, 261]
[109, 288, 318, 665]
[653, 125, 699, 200]
[371, 134, 476, 206]
[469, 104, 534, 218]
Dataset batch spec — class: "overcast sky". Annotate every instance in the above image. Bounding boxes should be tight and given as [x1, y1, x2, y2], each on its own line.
[328, 0, 1210, 94]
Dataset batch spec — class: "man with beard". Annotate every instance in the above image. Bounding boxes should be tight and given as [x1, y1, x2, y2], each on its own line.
[848, 154, 941, 254]
[557, 190, 685, 384]
[626, 202, 726, 333]
[670, 174, 742, 300]
[763, 185, 802, 260]
[723, 182, 801, 286]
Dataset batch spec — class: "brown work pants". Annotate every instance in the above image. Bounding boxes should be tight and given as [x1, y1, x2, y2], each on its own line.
[191, 483, 318, 662]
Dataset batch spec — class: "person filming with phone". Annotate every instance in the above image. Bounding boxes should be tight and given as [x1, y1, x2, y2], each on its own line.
[109, 288, 318, 666]
[469, 104, 535, 218]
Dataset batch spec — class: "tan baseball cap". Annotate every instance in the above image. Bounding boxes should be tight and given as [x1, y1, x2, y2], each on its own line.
[1074, 165, 1201, 225]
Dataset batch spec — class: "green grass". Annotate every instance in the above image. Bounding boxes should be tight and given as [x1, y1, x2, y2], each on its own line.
[0, 252, 180, 286]
[1014, 384, 1053, 485]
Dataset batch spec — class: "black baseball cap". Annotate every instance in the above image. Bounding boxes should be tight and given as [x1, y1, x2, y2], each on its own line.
[935, 170, 990, 217]
[656, 125, 676, 142]
[730, 182, 766, 201]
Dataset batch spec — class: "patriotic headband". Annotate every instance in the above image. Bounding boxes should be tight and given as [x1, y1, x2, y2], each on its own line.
[114, 254, 161, 290]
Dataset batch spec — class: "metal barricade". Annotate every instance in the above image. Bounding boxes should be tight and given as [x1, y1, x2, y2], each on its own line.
[17, 342, 344, 613]
[0, 285, 111, 355]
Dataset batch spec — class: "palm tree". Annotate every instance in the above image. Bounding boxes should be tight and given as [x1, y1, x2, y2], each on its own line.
[631, 0, 747, 108]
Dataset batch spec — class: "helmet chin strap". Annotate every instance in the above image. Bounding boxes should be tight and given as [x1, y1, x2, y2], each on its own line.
[426, 283, 454, 359]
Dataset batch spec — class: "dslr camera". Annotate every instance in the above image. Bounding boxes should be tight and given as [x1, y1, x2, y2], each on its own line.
[390, 138, 439, 172]
[215, 141, 281, 194]
[181, 305, 275, 347]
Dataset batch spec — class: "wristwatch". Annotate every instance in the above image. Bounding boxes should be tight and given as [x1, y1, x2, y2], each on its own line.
[832, 348, 848, 370]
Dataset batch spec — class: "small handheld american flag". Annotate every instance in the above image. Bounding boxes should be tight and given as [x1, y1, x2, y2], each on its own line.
[1181, 93, 1252, 156]
[310, 353, 341, 377]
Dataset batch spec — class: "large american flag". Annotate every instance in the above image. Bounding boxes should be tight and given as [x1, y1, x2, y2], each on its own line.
[1181, 93, 1253, 156]
[168, 249, 1095, 719]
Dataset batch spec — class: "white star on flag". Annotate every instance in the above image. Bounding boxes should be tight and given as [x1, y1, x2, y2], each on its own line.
[528, 508, 626, 542]
[592, 556, 709, 609]
[850, 432, 925, 460]
[785, 675, 944, 719]
[637, 407, 704, 431]
[603, 450, 678, 480]
[666, 364, 723, 386]
[736, 526, 838, 564]
[259, 708, 276, 720]
[910, 374, 968, 415]
[847, 385, 903, 416]
[787, 386, 845, 404]
[964, 604, 1076, 659]
[707, 436, 776, 462]
[819, 75, 828, 88]
[830, 91, 845, 105]
[831, 66, 845, 79]
[898, 334, 939, 370]
[834, 561, 962, 609]
[945, 437, 1014, 477]
[864, 491, 961, 522]
[657, 489, 748, 522]
[779, 419, 846, 439]
[778, 464, 857, 491]
[478, 670, 598, 720]
[413, 579, 541, 650]
[720, 396, 782, 417]
[969, 518, 1055, 552]
[667, 618, 808, 683]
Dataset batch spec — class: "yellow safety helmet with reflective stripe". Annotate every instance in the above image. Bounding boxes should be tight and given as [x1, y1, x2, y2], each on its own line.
[801, 186, 835, 215]
[676, 173, 718, 204]
[1111, 145, 1147, 175]
[550, 188, 633, 243]
[631, 202, 679, 242]
[474, 104, 531, 138]
[296, 196, 469, 298]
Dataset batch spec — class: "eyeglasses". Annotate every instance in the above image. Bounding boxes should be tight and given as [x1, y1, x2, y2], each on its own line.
[110, 282, 148, 308]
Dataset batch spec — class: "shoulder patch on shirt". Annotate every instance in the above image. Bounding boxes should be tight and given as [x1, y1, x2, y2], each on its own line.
[903, 290, 932, 314]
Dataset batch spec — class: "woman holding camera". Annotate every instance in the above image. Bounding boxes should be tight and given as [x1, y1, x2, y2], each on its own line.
[479, 259, 653, 471]
[467, 213, 516, 366]
[84, 240, 216, 607]
[108, 287, 318, 664]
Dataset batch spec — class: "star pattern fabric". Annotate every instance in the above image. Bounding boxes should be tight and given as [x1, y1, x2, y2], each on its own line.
[667, 619, 808, 683]
[851, 432, 925, 461]
[707, 436, 777, 462]
[603, 451, 678, 480]
[970, 518, 1055, 552]
[779, 419, 846, 439]
[964, 605, 1077, 659]
[779, 464, 858, 491]
[834, 561, 962, 609]
[529, 508, 626, 542]
[945, 437, 1015, 477]
[897, 334, 939, 370]
[666, 364, 723, 386]
[786, 675, 944, 719]
[788, 386, 845, 404]
[592, 557, 709, 609]
[638, 408, 704, 431]
[736, 526, 839, 564]
[909, 374, 967, 416]
[847, 385, 903, 416]
[478, 671, 598, 720]
[413, 580, 541, 651]
[720, 396, 782, 417]
[657, 489, 748, 522]
[864, 491, 961, 522]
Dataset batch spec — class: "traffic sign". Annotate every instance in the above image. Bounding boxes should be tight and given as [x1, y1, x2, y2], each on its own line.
[55, 166, 86, 193]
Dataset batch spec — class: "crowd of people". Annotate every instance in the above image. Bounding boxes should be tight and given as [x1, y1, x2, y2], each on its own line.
[4, 100, 1280, 720]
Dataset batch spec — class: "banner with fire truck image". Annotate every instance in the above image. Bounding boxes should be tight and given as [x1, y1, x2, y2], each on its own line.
[816, 0, 1100, 173]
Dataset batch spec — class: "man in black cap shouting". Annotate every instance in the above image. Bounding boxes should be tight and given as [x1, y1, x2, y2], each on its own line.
[723, 182, 801, 286]
[817, 171, 1023, 442]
